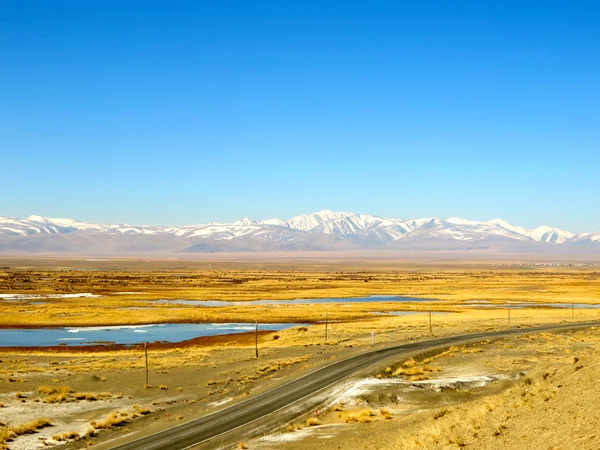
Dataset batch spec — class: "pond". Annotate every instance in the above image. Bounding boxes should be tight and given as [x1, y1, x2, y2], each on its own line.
[0, 323, 305, 347]
[462, 300, 600, 309]
[372, 311, 450, 316]
[152, 295, 438, 307]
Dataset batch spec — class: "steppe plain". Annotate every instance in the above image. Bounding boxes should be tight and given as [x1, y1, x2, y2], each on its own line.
[0, 256, 599, 449]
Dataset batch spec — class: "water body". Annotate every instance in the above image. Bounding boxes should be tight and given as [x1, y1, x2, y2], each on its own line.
[372, 311, 450, 316]
[0, 323, 304, 347]
[152, 295, 438, 307]
[463, 300, 600, 309]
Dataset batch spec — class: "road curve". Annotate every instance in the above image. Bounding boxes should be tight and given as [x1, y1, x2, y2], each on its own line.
[112, 321, 600, 450]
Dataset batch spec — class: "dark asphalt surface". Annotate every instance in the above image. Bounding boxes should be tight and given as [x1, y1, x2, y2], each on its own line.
[112, 321, 600, 450]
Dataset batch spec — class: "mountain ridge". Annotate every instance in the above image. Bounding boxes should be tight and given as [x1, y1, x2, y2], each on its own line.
[0, 210, 597, 254]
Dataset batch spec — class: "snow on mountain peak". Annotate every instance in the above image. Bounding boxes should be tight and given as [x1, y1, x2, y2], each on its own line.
[0, 211, 595, 250]
[233, 218, 258, 226]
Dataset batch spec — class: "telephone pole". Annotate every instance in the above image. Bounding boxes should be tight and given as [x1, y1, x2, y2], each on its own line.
[429, 306, 433, 334]
[325, 313, 328, 343]
[144, 342, 149, 386]
[255, 322, 259, 358]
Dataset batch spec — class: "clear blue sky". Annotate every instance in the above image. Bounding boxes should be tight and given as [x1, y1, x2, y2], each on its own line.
[1, 1, 599, 231]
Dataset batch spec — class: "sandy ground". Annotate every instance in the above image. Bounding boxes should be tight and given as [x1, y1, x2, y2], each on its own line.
[0, 261, 598, 449]
[248, 327, 600, 450]
[2, 318, 599, 449]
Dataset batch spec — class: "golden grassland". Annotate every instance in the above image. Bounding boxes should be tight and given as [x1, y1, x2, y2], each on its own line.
[0, 263, 599, 327]
[0, 259, 598, 449]
[2, 265, 600, 302]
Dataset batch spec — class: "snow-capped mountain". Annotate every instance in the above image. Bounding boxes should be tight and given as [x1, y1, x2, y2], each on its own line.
[0, 210, 597, 254]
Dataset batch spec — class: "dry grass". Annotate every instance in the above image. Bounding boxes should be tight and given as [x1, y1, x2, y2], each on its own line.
[90, 411, 130, 430]
[53, 430, 80, 441]
[1, 417, 52, 445]
[37, 385, 69, 395]
[1, 266, 599, 328]
[133, 405, 152, 415]
[73, 391, 112, 401]
[306, 417, 320, 427]
[393, 360, 569, 450]
[343, 409, 376, 423]
[380, 408, 393, 419]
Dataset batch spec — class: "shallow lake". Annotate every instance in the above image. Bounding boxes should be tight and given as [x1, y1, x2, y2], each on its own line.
[0, 323, 304, 347]
[152, 295, 438, 307]
[463, 300, 600, 309]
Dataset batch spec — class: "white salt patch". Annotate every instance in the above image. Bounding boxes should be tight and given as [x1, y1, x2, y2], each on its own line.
[327, 374, 519, 406]
[208, 397, 233, 407]
[0, 293, 100, 300]
[260, 424, 342, 443]
[66, 325, 155, 333]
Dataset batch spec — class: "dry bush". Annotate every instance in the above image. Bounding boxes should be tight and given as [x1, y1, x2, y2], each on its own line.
[37, 385, 70, 395]
[403, 358, 417, 368]
[133, 405, 151, 415]
[0, 428, 12, 447]
[9, 418, 52, 438]
[90, 412, 129, 430]
[73, 391, 112, 401]
[380, 408, 393, 419]
[461, 346, 483, 354]
[159, 385, 168, 390]
[344, 409, 376, 423]
[44, 392, 69, 403]
[394, 364, 438, 378]
[53, 430, 80, 441]
[306, 417, 320, 427]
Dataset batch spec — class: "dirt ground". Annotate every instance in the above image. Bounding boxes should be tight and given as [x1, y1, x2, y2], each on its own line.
[2, 317, 599, 449]
[0, 259, 599, 449]
[250, 327, 600, 450]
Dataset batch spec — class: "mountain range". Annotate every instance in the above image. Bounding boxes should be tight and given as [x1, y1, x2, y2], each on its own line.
[0, 210, 598, 255]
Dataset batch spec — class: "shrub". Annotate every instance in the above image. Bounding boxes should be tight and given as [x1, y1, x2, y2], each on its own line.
[306, 417, 320, 427]
[10, 418, 52, 437]
[344, 409, 375, 423]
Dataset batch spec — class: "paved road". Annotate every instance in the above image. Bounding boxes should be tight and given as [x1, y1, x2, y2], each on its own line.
[113, 321, 600, 450]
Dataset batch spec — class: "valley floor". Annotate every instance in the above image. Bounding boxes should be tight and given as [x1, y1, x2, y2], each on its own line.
[0, 259, 598, 449]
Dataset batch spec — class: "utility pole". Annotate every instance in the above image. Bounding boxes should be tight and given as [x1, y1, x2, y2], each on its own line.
[507, 301, 511, 325]
[429, 306, 433, 334]
[371, 331, 374, 347]
[325, 313, 328, 343]
[144, 342, 149, 387]
[255, 322, 259, 359]
[572, 301, 574, 320]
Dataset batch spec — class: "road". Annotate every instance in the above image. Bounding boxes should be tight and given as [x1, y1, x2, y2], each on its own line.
[112, 321, 600, 450]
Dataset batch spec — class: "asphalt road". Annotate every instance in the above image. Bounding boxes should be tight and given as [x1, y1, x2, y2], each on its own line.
[112, 321, 600, 450]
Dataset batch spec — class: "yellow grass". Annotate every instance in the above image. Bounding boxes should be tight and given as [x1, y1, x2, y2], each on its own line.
[343, 409, 376, 423]
[90, 411, 129, 430]
[306, 417, 320, 426]
[0, 266, 599, 327]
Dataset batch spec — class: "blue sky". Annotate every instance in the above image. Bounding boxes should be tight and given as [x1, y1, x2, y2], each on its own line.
[1, 1, 599, 231]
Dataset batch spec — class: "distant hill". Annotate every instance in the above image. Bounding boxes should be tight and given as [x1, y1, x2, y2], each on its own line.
[1, 210, 598, 255]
